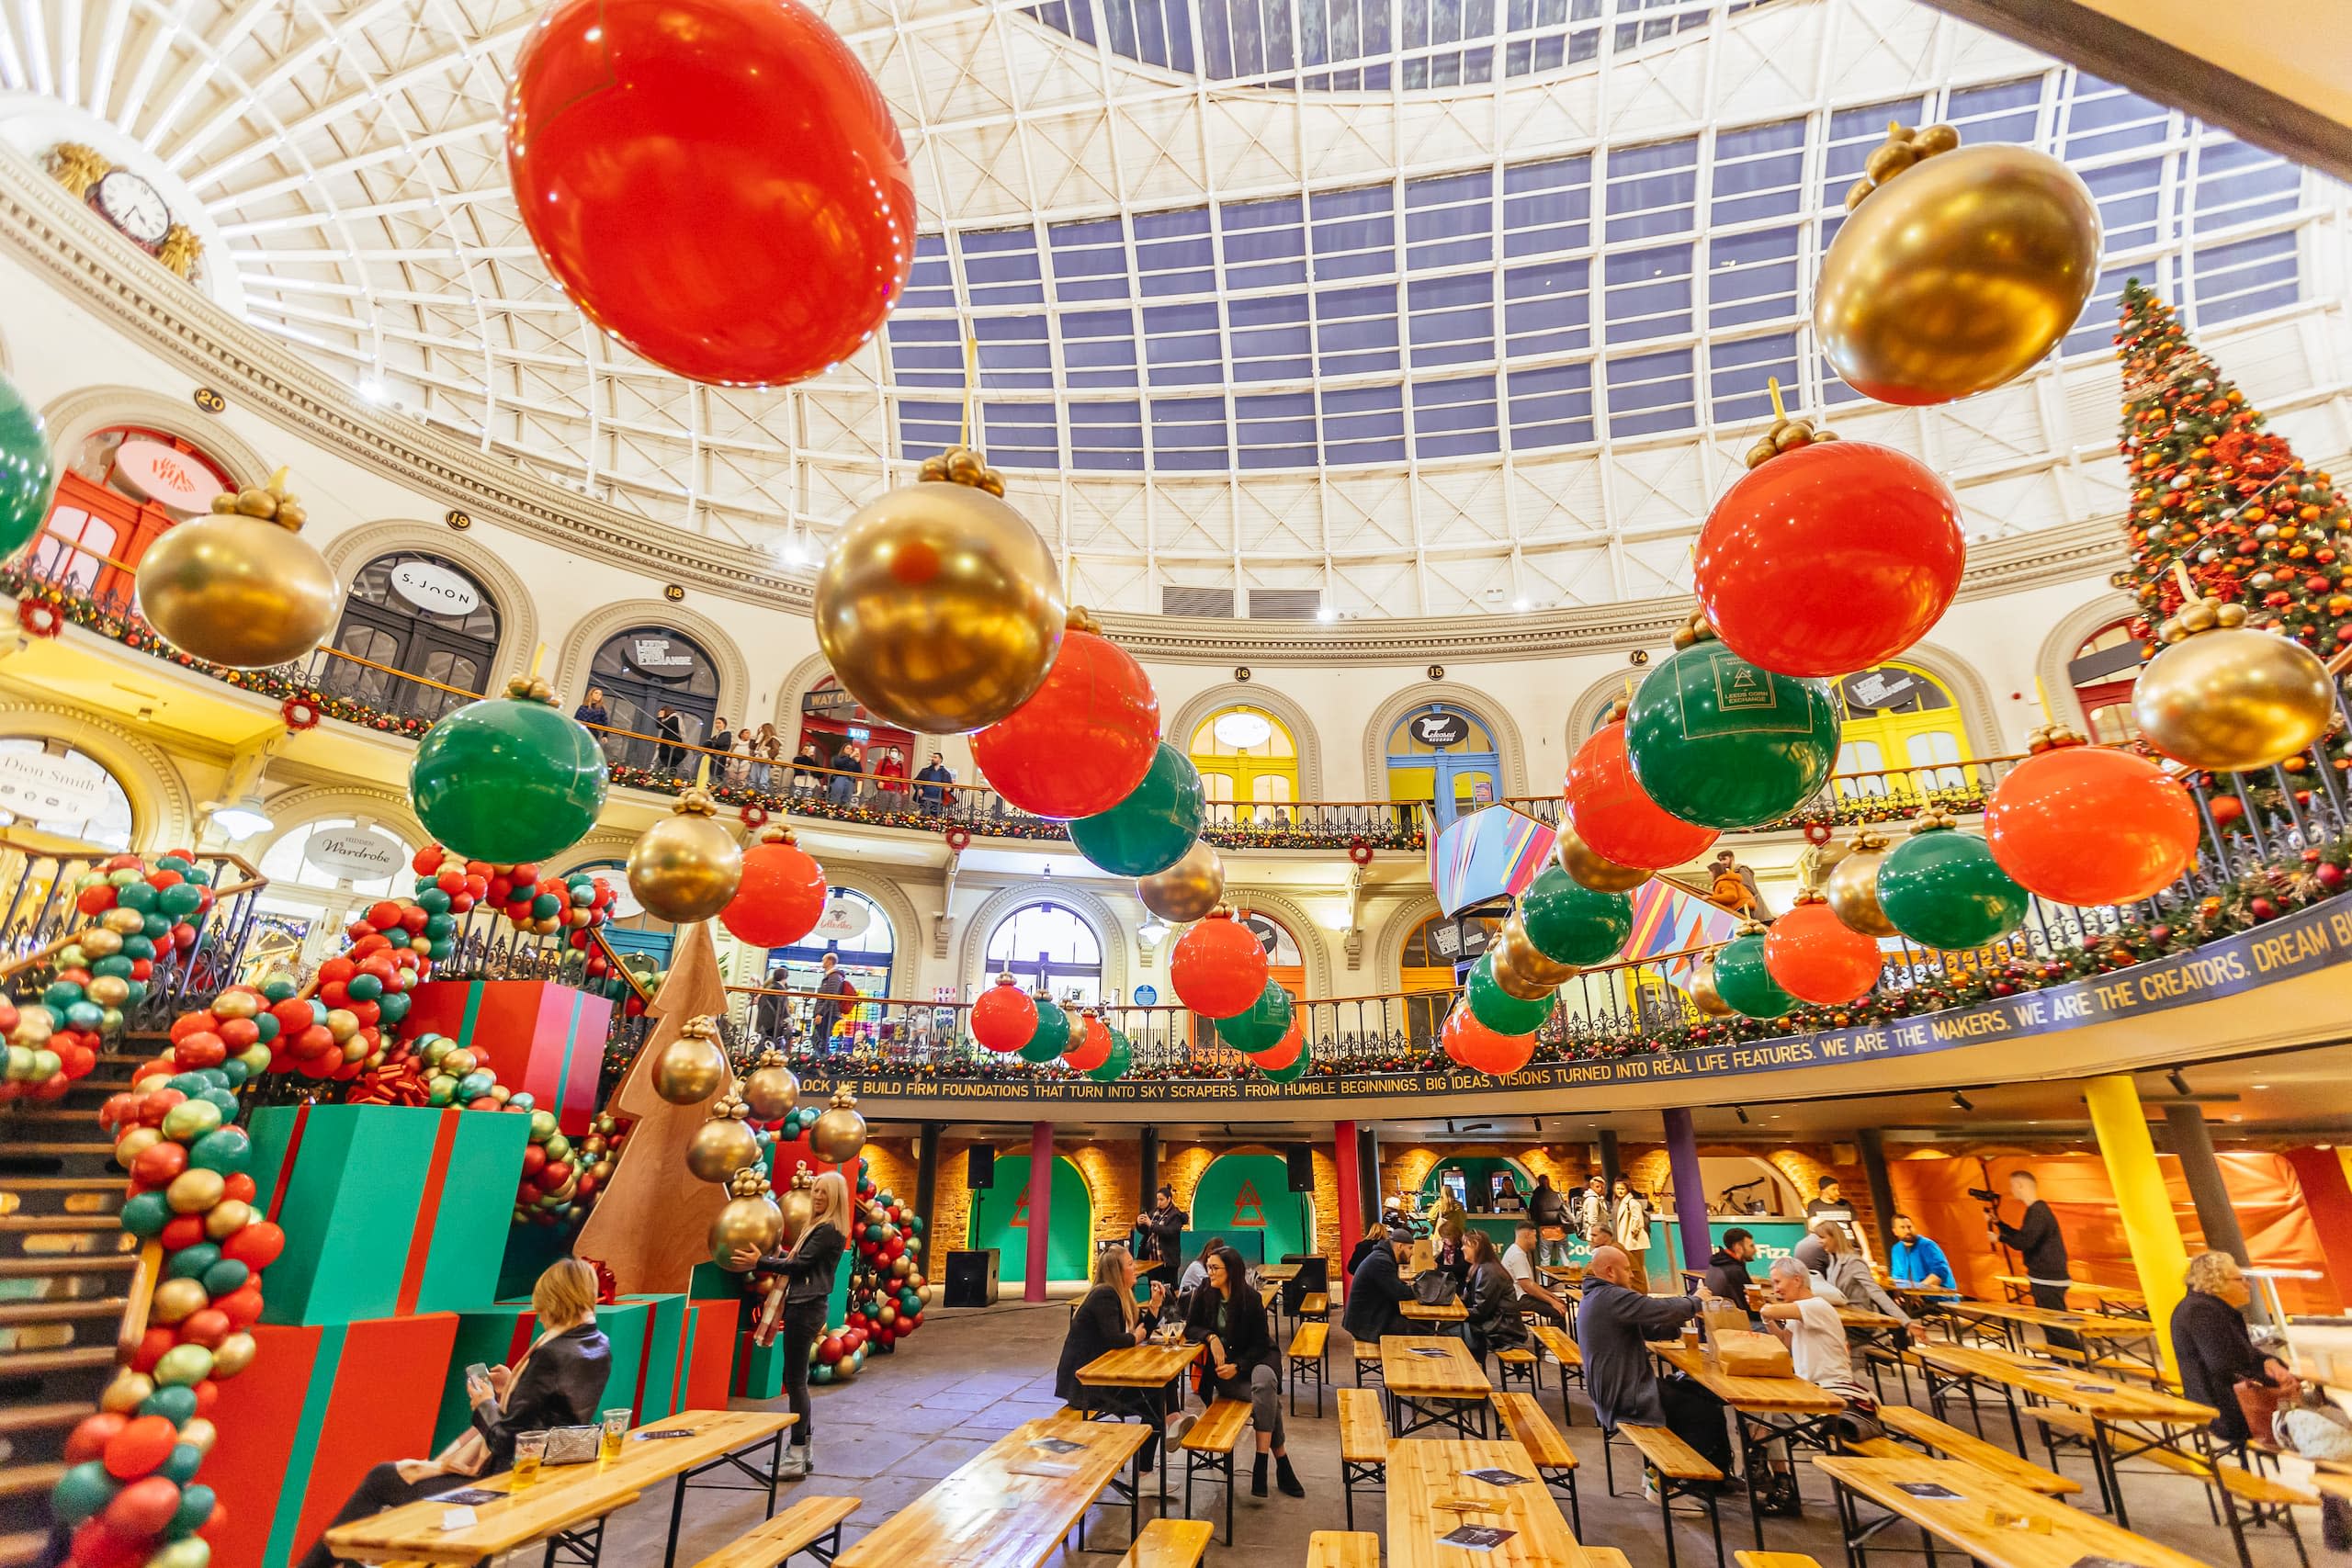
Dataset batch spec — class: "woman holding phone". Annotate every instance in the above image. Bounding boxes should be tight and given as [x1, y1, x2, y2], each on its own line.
[731, 1170, 851, 1479]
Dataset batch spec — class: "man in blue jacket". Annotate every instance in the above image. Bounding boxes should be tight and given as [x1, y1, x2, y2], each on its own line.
[1887, 1213, 1954, 1289]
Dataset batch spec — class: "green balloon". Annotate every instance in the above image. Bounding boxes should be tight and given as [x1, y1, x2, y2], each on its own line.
[1464, 954, 1554, 1035]
[1517, 865, 1634, 965]
[1712, 933, 1796, 1021]
[50, 1461, 118, 1527]
[1018, 1001, 1070, 1063]
[1214, 981, 1294, 1052]
[1625, 640, 1840, 829]
[1086, 1031, 1133, 1083]
[1068, 743, 1205, 877]
[410, 692, 607, 863]
[0, 373, 56, 558]
[120, 1189, 173, 1238]
[1877, 826, 2029, 951]
[1260, 1052, 1308, 1083]
[189, 1125, 250, 1175]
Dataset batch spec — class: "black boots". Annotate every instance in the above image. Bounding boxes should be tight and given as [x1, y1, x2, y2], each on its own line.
[1275, 1454, 1305, 1497]
[1251, 1454, 1269, 1497]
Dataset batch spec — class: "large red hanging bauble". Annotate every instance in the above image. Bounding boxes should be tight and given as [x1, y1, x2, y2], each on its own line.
[1445, 1007, 1534, 1077]
[1694, 441, 1964, 678]
[969, 975, 1038, 1055]
[1984, 741, 2200, 906]
[503, 0, 915, 386]
[1247, 1018, 1305, 1072]
[972, 615, 1160, 818]
[1564, 721, 1720, 870]
[1061, 1012, 1113, 1072]
[1169, 907, 1271, 1020]
[1761, 899, 1884, 1005]
[718, 828, 827, 948]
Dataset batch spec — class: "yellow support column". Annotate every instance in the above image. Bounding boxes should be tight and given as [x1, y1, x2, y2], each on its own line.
[2083, 1074, 2191, 1380]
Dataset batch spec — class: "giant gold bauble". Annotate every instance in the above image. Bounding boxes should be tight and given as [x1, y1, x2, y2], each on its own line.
[1492, 917, 1577, 1000]
[1553, 822, 1651, 893]
[1825, 834, 1898, 938]
[651, 1019, 729, 1105]
[1136, 840, 1226, 924]
[136, 484, 340, 669]
[710, 1195, 785, 1269]
[628, 789, 744, 923]
[811, 448, 1067, 734]
[1815, 142, 2101, 405]
[2132, 613, 2335, 773]
[809, 1089, 868, 1162]
[685, 1116, 763, 1183]
[777, 1181, 816, 1247]
[1686, 958, 1736, 1018]
[742, 1057, 800, 1122]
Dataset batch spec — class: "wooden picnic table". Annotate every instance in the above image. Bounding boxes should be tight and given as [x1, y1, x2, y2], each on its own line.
[1942, 1297, 2157, 1362]
[1994, 1275, 2146, 1310]
[1648, 1339, 1847, 1552]
[323, 1407, 793, 1568]
[1383, 1337, 1494, 1439]
[1260, 1263, 1303, 1283]
[1077, 1339, 1201, 1509]
[1385, 1438, 1593, 1568]
[1402, 1301, 1470, 1324]
[834, 1414, 1153, 1568]
[1813, 1454, 2210, 1568]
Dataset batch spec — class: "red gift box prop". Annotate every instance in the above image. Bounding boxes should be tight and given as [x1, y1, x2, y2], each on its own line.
[401, 978, 613, 1134]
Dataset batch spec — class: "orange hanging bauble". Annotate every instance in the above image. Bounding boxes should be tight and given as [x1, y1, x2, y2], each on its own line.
[1565, 718, 1720, 870]
[1761, 896, 1884, 1006]
[1061, 1009, 1113, 1072]
[1169, 905, 1270, 1020]
[1248, 1019, 1305, 1072]
[1445, 1007, 1535, 1077]
[969, 973, 1038, 1055]
[971, 607, 1161, 819]
[718, 827, 827, 948]
[1984, 728, 2201, 906]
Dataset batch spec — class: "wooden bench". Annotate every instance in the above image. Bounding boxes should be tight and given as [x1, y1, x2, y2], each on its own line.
[2132, 1443, 2319, 1561]
[686, 1495, 861, 1568]
[1116, 1518, 1211, 1568]
[1337, 1388, 1387, 1531]
[1616, 1425, 1725, 1568]
[1298, 1292, 1329, 1318]
[1493, 1345, 1539, 1396]
[1180, 1398, 1253, 1546]
[1875, 1404, 2080, 1497]
[1858, 1343, 1919, 1405]
[1490, 1391, 1581, 1536]
[1528, 1324, 1584, 1425]
[1305, 1530, 1381, 1568]
[1733, 1554, 1826, 1568]
[1351, 1340, 1383, 1387]
[1582, 1551, 1633, 1568]
[1287, 1322, 1329, 1417]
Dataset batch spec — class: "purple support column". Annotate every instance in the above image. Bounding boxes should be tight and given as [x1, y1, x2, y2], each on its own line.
[1023, 1120, 1054, 1303]
[1663, 1106, 1711, 1272]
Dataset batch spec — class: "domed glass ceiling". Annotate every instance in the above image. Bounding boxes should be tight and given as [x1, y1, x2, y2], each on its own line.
[0, 0, 2338, 618]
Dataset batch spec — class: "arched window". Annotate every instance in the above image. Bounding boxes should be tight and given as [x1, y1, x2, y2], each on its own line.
[986, 900, 1105, 1006]
[1385, 704, 1501, 829]
[0, 739, 135, 849]
[589, 628, 721, 773]
[322, 553, 502, 723]
[2068, 619, 2145, 744]
[1833, 662, 1973, 798]
[797, 676, 917, 781]
[37, 426, 234, 603]
[740, 887, 899, 1049]
[1398, 909, 1498, 1045]
[258, 816, 414, 899]
[1188, 706, 1297, 822]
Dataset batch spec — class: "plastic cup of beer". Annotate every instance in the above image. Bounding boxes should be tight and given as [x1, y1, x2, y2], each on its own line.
[601, 1409, 631, 1463]
[512, 1431, 548, 1490]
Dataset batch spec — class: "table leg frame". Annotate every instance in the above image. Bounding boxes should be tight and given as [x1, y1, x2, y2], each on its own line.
[658, 1433, 788, 1568]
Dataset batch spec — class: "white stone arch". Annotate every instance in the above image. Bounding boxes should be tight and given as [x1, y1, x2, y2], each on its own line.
[1162, 682, 1326, 800]
[1218, 886, 1337, 998]
[1370, 890, 1443, 993]
[317, 520, 542, 689]
[958, 880, 1131, 1002]
[798, 863, 927, 998]
[2033, 591, 2143, 735]
[36, 385, 273, 489]
[546, 829, 640, 880]
[0, 701, 196, 846]
[766, 649, 950, 766]
[249, 784, 429, 871]
[1874, 640, 2004, 762]
[1361, 680, 1532, 802]
[552, 599, 753, 736]
[1564, 669, 1639, 754]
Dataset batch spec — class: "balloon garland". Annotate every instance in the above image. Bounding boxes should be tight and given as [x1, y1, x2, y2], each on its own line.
[835, 1168, 930, 1374]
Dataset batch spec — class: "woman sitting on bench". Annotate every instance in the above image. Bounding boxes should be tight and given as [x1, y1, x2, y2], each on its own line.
[1184, 1248, 1304, 1499]
[1055, 1243, 1191, 1462]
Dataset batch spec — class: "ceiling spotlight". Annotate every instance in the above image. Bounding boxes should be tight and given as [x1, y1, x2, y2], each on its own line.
[205, 793, 274, 840]
[1510, 597, 1530, 613]
[2166, 1068, 2191, 1098]
[1951, 1091, 1973, 1111]
[1316, 605, 1337, 624]
[356, 377, 386, 403]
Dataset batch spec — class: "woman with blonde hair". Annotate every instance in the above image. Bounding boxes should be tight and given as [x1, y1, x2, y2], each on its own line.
[1056, 1243, 1188, 1463]
[731, 1170, 851, 1478]
[296, 1260, 609, 1568]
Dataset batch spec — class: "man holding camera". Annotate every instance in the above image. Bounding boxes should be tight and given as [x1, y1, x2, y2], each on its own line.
[1988, 1170, 2082, 1351]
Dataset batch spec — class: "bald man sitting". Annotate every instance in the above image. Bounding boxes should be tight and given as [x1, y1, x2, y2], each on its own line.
[1576, 1245, 1734, 1482]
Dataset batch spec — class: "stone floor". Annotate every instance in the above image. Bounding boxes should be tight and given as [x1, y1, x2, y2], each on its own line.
[595, 1293, 2315, 1568]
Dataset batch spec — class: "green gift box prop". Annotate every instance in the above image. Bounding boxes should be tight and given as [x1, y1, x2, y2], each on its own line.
[618, 1292, 688, 1420]
[401, 977, 614, 1134]
[248, 1103, 529, 1325]
[732, 1330, 786, 1400]
[428, 1297, 653, 1449]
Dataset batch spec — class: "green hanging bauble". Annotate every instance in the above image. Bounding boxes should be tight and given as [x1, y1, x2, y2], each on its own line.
[1214, 980, 1294, 1052]
[410, 676, 608, 863]
[1069, 743, 1206, 877]
[1624, 635, 1840, 829]
[1465, 953, 1555, 1034]
[1517, 865, 1634, 966]
[1087, 1029, 1133, 1083]
[1018, 999, 1071, 1063]
[1876, 816, 2029, 951]
[1713, 931, 1796, 1021]
[0, 372, 56, 558]
[1260, 1051, 1308, 1083]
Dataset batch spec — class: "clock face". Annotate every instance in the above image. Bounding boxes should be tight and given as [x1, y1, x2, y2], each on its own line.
[94, 170, 171, 246]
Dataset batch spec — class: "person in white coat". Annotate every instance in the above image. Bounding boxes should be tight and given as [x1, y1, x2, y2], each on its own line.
[1611, 1179, 1653, 1293]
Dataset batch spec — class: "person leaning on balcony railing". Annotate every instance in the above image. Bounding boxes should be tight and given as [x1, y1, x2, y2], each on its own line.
[574, 688, 619, 764]
[751, 724, 780, 791]
[827, 740, 864, 806]
[791, 737, 824, 796]
[915, 752, 955, 815]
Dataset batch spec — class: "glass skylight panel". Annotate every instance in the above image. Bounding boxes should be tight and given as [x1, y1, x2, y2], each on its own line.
[1944, 78, 2042, 142]
[1143, 301, 1226, 386]
[961, 228, 1046, 307]
[1319, 384, 1408, 463]
[1314, 284, 1403, 377]
[904, 237, 957, 310]
[1228, 293, 1313, 382]
[1708, 333, 1799, 423]
[978, 315, 1055, 390]
[1059, 310, 1142, 389]
[1707, 227, 1799, 329]
[1136, 209, 1217, 297]
[2061, 75, 2172, 162]
[1069, 400, 1147, 471]
[1502, 158, 1592, 257]
[2192, 136, 2301, 231]
[898, 400, 962, 458]
[1502, 259, 1592, 356]
[1310, 186, 1396, 281]
[1507, 363, 1596, 450]
[1413, 375, 1501, 457]
[2082, 157, 2165, 254]
[1237, 391, 1319, 468]
[1710, 119, 1804, 227]
[2194, 231, 2298, 323]
[1150, 396, 1232, 469]
[888, 316, 965, 388]
[1604, 347, 1696, 436]
[1222, 198, 1309, 291]
[981, 401, 1060, 466]
[1050, 219, 1133, 304]
[1408, 273, 1497, 367]
[1604, 138, 1697, 243]
[1601, 243, 1693, 342]
[1405, 171, 1495, 269]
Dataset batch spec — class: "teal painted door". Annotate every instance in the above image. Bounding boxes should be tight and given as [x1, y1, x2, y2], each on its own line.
[969, 1156, 1093, 1284]
[1192, 1154, 1309, 1265]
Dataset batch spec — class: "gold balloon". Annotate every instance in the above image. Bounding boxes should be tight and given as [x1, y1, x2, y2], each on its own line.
[685, 1116, 763, 1184]
[1492, 918, 1577, 1000]
[211, 1332, 257, 1378]
[150, 1277, 209, 1324]
[2132, 621, 2335, 773]
[101, 1371, 155, 1413]
[742, 1056, 800, 1122]
[710, 1194, 785, 1269]
[1815, 143, 2101, 405]
[651, 1017, 729, 1105]
[809, 1089, 868, 1162]
[777, 1182, 816, 1248]
[1137, 840, 1226, 923]
[1826, 840, 1898, 939]
[1554, 822, 1652, 893]
[135, 509, 339, 669]
[1687, 959, 1736, 1018]
[811, 450, 1068, 734]
[628, 789, 744, 923]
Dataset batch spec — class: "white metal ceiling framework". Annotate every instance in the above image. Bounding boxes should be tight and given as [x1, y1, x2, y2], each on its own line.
[0, 0, 2344, 618]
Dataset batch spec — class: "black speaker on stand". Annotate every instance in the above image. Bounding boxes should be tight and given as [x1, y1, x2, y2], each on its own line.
[968, 1145, 996, 1190]
[944, 1249, 1000, 1307]
[1286, 1144, 1314, 1193]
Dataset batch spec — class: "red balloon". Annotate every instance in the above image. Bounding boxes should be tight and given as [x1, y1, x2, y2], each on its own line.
[65, 1413, 128, 1465]
[1249, 1020, 1304, 1072]
[1694, 440, 1964, 678]
[973, 624, 1160, 818]
[504, 0, 915, 386]
[1169, 909, 1271, 1020]
[968, 976, 1038, 1054]
[1565, 721, 1720, 869]
[104, 1476, 184, 1539]
[102, 1416, 180, 1480]
[1761, 900, 1884, 1005]
[220, 1220, 286, 1273]
[1985, 743, 2200, 906]
[1061, 1014, 1113, 1073]
[719, 830, 829, 949]
[1443, 1008, 1534, 1076]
